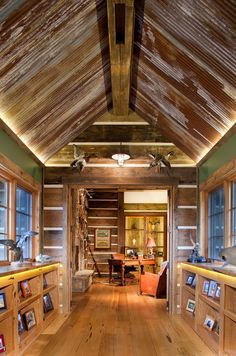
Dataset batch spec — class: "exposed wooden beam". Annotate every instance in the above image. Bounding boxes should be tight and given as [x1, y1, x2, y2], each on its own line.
[107, 0, 134, 116]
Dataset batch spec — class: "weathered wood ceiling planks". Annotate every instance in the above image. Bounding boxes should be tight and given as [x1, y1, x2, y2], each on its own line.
[0, 0, 235, 164]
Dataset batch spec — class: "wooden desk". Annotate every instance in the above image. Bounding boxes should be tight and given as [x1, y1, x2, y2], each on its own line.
[108, 258, 156, 286]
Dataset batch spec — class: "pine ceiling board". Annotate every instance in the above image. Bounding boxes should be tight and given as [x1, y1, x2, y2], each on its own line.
[131, 0, 236, 162]
[140, 0, 236, 88]
[0, 0, 111, 162]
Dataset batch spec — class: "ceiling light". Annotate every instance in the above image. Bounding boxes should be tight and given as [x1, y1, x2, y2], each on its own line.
[112, 153, 130, 167]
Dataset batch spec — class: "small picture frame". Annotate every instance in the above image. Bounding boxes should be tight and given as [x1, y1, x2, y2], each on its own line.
[214, 285, 221, 300]
[0, 335, 6, 353]
[191, 276, 197, 288]
[202, 280, 210, 295]
[0, 293, 7, 311]
[208, 281, 217, 298]
[43, 293, 54, 313]
[186, 299, 196, 313]
[43, 275, 47, 289]
[20, 280, 32, 298]
[23, 309, 36, 330]
[94, 228, 111, 249]
[203, 314, 215, 330]
[18, 313, 24, 335]
[215, 321, 220, 335]
[186, 275, 194, 286]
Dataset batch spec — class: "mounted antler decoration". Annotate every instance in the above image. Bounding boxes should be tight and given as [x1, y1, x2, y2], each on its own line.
[148, 151, 175, 173]
[70, 145, 87, 173]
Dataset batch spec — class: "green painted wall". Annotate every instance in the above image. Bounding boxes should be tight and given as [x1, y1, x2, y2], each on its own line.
[0, 129, 42, 182]
[199, 132, 236, 183]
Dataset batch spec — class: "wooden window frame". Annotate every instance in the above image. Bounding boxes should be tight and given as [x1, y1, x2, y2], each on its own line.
[200, 160, 236, 259]
[0, 161, 40, 265]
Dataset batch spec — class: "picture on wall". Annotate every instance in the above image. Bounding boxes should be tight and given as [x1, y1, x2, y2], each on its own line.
[94, 229, 111, 249]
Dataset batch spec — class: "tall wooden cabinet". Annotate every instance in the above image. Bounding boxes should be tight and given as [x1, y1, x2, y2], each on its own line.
[125, 214, 167, 268]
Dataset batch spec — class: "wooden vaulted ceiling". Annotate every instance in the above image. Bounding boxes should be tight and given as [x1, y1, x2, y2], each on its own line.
[0, 0, 235, 165]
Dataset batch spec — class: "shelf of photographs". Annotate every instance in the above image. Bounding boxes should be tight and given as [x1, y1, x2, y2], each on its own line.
[0, 284, 13, 323]
[18, 299, 42, 352]
[195, 296, 220, 354]
[18, 275, 41, 309]
[43, 288, 58, 328]
[199, 276, 221, 310]
[183, 270, 196, 296]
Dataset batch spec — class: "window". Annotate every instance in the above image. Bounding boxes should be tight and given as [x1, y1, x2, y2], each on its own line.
[16, 186, 32, 258]
[208, 186, 224, 259]
[0, 178, 8, 260]
[231, 181, 236, 244]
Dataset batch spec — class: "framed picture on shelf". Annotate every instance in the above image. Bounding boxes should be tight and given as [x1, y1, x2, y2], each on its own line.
[23, 309, 36, 330]
[18, 313, 24, 335]
[94, 228, 111, 249]
[208, 281, 217, 298]
[202, 280, 210, 295]
[215, 321, 220, 335]
[191, 276, 197, 288]
[203, 314, 215, 330]
[186, 275, 194, 285]
[214, 285, 221, 300]
[0, 293, 6, 310]
[0, 335, 6, 353]
[43, 275, 47, 289]
[43, 293, 54, 313]
[186, 299, 196, 313]
[20, 280, 32, 298]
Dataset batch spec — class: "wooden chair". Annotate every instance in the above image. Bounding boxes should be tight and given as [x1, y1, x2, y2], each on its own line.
[139, 261, 168, 297]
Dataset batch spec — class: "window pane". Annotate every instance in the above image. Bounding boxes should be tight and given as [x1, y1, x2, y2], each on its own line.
[16, 186, 32, 259]
[0, 179, 7, 207]
[208, 186, 224, 260]
[0, 235, 7, 260]
[0, 207, 7, 235]
[232, 181, 236, 244]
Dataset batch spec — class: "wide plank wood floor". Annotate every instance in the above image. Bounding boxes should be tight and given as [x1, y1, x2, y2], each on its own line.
[23, 278, 215, 356]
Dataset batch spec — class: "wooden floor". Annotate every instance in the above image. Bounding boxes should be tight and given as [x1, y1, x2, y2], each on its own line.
[23, 277, 215, 356]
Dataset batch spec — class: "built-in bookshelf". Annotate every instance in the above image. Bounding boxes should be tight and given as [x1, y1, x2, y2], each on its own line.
[0, 263, 59, 355]
[181, 262, 236, 355]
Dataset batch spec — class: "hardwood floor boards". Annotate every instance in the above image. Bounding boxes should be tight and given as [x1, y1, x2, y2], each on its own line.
[23, 278, 215, 356]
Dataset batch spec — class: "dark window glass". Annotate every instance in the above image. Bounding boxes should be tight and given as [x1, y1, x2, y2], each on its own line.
[231, 181, 236, 244]
[0, 178, 8, 260]
[16, 186, 32, 258]
[208, 186, 224, 259]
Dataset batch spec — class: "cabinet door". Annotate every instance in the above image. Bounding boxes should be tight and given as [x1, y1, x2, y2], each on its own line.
[146, 215, 167, 267]
[125, 216, 144, 254]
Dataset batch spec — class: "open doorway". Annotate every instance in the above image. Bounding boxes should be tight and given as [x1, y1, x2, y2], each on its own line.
[70, 187, 172, 307]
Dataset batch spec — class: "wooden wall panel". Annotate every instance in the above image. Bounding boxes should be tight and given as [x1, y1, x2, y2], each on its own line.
[44, 188, 63, 206]
[44, 231, 63, 247]
[44, 211, 63, 227]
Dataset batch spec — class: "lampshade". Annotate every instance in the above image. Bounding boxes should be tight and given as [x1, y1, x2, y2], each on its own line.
[146, 237, 156, 248]
[112, 153, 130, 166]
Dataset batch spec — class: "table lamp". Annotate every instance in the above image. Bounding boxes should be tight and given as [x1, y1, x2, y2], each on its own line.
[146, 237, 156, 257]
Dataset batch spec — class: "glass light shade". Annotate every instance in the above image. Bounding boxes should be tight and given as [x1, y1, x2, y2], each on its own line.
[112, 153, 130, 166]
[146, 237, 156, 248]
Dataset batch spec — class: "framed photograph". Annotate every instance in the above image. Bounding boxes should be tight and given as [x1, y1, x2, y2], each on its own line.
[208, 281, 217, 298]
[203, 314, 215, 330]
[94, 228, 111, 249]
[23, 309, 36, 330]
[202, 280, 210, 295]
[0, 293, 6, 310]
[18, 313, 24, 335]
[43, 293, 54, 313]
[191, 276, 197, 288]
[186, 299, 196, 313]
[215, 285, 221, 300]
[20, 280, 32, 298]
[0, 335, 6, 353]
[43, 275, 47, 289]
[186, 275, 194, 286]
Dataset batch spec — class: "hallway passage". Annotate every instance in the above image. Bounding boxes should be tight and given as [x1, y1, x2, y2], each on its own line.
[23, 278, 215, 356]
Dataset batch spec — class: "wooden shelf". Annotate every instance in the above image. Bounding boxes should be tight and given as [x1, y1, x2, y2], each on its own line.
[199, 294, 220, 311]
[181, 264, 236, 355]
[0, 263, 59, 355]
